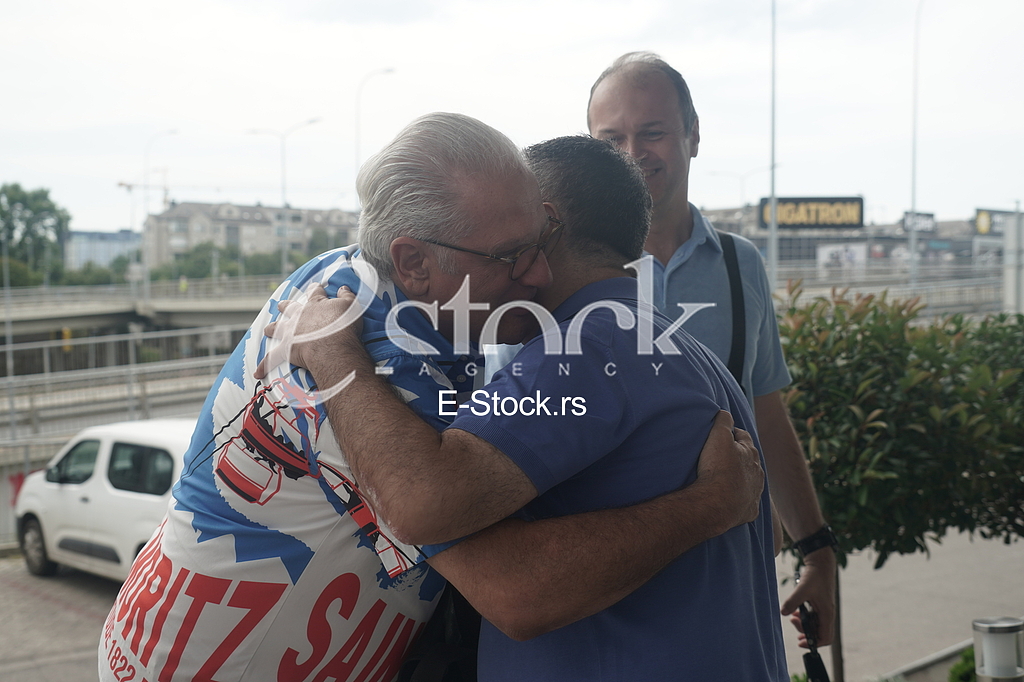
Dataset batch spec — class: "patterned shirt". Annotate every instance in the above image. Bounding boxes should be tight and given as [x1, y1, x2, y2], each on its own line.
[101, 245, 481, 682]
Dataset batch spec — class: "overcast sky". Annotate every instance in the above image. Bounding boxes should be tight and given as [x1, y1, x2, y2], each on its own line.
[3, 0, 1022, 233]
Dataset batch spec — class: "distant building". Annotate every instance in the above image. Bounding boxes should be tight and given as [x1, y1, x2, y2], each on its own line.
[699, 204, 977, 263]
[144, 201, 358, 267]
[65, 229, 141, 270]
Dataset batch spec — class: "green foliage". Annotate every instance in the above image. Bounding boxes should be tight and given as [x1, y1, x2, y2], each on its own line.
[780, 284, 1024, 569]
[948, 646, 975, 682]
[60, 261, 114, 285]
[147, 242, 300, 280]
[0, 184, 71, 271]
[239, 251, 281, 277]
[307, 227, 331, 256]
[110, 253, 135, 279]
[0, 257, 40, 286]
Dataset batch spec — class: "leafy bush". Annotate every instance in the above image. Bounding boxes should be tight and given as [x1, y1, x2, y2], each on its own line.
[779, 284, 1024, 568]
[948, 645, 975, 682]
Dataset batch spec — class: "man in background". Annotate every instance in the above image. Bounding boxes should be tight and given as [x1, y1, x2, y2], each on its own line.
[587, 51, 838, 645]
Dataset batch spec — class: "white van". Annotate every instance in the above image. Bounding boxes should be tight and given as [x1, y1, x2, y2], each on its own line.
[14, 419, 196, 582]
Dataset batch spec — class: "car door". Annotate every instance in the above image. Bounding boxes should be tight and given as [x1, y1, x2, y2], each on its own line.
[90, 440, 177, 579]
[43, 438, 103, 572]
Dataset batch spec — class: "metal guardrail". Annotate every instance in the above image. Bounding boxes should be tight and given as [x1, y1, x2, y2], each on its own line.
[1, 355, 226, 440]
[0, 323, 250, 378]
[791, 278, 1004, 318]
[0, 275, 282, 306]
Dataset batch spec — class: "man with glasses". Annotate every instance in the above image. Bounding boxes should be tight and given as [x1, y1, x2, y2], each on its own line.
[587, 51, 837, 648]
[262, 135, 787, 680]
[101, 113, 762, 682]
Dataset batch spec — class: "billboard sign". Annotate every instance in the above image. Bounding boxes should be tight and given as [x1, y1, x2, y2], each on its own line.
[903, 211, 937, 233]
[975, 208, 1020, 236]
[758, 197, 863, 229]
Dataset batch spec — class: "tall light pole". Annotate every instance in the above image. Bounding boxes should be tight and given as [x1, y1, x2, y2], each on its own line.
[2, 213, 17, 442]
[909, 0, 925, 289]
[143, 129, 177, 304]
[768, 0, 779, 292]
[354, 68, 395, 199]
[248, 117, 323, 276]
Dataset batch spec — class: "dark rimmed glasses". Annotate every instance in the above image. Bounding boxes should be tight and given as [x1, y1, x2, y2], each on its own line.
[419, 216, 565, 281]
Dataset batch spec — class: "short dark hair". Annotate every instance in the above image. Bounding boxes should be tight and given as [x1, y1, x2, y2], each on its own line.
[588, 51, 698, 135]
[524, 136, 651, 265]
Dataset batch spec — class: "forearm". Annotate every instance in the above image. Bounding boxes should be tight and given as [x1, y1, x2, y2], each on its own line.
[428, 481, 737, 641]
[259, 284, 536, 542]
[754, 391, 825, 541]
[755, 392, 837, 645]
[307, 349, 535, 545]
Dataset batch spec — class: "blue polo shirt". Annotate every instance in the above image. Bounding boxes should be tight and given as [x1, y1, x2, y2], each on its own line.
[651, 204, 791, 407]
[449, 277, 788, 682]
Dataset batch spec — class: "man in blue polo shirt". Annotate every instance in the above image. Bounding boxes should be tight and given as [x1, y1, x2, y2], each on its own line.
[269, 136, 787, 680]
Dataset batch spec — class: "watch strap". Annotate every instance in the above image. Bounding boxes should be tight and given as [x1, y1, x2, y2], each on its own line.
[793, 524, 838, 557]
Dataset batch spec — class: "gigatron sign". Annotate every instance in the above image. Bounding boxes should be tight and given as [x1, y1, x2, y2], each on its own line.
[975, 208, 1020, 236]
[758, 197, 864, 229]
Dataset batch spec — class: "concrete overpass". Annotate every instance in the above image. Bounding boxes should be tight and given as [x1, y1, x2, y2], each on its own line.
[1, 265, 1008, 339]
[2, 276, 279, 337]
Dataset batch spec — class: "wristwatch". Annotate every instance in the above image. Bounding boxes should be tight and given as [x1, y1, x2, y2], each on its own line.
[793, 524, 839, 558]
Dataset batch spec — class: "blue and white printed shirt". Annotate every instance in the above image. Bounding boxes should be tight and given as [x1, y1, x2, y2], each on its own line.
[101, 245, 481, 682]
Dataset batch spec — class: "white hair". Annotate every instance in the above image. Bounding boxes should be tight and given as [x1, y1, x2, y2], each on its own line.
[357, 112, 530, 278]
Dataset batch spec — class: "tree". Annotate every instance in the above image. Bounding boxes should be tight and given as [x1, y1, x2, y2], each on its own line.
[780, 286, 1023, 567]
[0, 184, 71, 275]
[0, 257, 40, 286]
[61, 262, 114, 286]
[779, 284, 1024, 681]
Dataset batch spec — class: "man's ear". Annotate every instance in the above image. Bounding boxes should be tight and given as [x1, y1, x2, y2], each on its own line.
[689, 118, 700, 158]
[543, 201, 561, 222]
[390, 237, 432, 296]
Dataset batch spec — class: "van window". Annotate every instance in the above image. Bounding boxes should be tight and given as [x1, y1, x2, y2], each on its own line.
[108, 443, 175, 495]
[49, 440, 101, 484]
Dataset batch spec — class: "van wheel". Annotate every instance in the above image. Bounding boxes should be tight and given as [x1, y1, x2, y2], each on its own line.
[22, 518, 59, 576]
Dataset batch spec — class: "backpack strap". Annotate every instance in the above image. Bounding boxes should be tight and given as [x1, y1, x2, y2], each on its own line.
[718, 231, 746, 394]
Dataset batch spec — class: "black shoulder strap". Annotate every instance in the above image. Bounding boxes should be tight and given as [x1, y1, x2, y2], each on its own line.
[718, 232, 746, 393]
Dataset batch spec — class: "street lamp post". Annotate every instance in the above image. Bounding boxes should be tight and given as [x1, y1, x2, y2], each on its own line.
[248, 117, 323, 276]
[910, 0, 925, 289]
[143, 129, 177, 305]
[3, 225, 17, 443]
[354, 68, 395, 197]
[768, 0, 779, 292]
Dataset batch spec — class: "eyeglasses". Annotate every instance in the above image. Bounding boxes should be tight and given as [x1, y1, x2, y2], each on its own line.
[419, 216, 565, 281]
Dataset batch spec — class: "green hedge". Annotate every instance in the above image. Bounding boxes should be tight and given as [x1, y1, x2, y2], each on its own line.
[778, 285, 1024, 568]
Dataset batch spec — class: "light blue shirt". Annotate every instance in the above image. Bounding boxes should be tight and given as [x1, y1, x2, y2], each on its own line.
[651, 204, 791, 407]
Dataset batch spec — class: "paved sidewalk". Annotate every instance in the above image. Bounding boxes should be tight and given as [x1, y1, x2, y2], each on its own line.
[0, 555, 119, 681]
[0, 530, 1019, 681]
[776, 530, 1024, 681]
